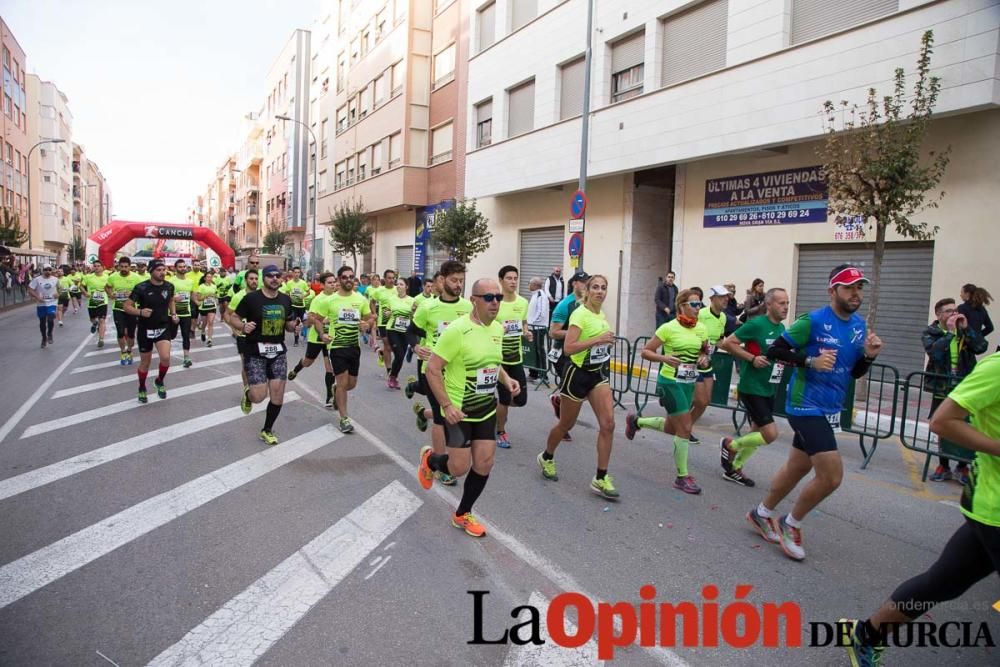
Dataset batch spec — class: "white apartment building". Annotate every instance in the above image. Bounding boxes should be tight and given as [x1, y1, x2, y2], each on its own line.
[26, 75, 73, 264]
[464, 0, 1000, 373]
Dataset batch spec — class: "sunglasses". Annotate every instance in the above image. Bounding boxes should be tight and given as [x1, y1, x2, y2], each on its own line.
[340, 274, 355, 280]
[686, 301, 705, 309]
[264, 272, 281, 278]
[473, 293, 503, 303]
[249, 261, 260, 265]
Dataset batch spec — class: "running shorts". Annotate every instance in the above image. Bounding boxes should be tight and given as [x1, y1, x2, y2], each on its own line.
[787, 415, 840, 455]
[305, 341, 328, 360]
[330, 346, 361, 377]
[244, 353, 288, 385]
[497, 363, 527, 407]
[559, 363, 609, 402]
[739, 393, 776, 428]
[113, 311, 138, 339]
[88, 305, 108, 319]
[137, 324, 172, 353]
[444, 413, 498, 448]
[656, 377, 695, 416]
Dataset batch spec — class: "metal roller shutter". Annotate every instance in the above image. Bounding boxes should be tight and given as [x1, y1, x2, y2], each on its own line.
[791, 0, 898, 45]
[661, 0, 728, 88]
[518, 227, 565, 298]
[507, 79, 535, 138]
[794, 242, 933, 375]
[510, 0, 537, 31]
[477, 2, 496, 51]
[559, 57, 585, 120]
[611, 31, 645, 74]
[394, 245, 414, 276]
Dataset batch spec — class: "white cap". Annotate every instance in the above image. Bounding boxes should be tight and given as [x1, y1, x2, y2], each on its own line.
[707, 285, 730, 297]
[42, 264, 53, 270]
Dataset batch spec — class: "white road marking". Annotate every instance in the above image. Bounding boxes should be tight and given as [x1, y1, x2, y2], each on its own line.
[82, 328, 232, 356]
[146, 481, 420, 666]
[21, 376, 243, 439]
[51, 356, 241, 398]
[0, 424, 343, 609]
[939, 500, 961, 509]
[72, 344, 235, 374]
[0, 333, 92, 444]
[363, 555, 392, 580]
[502, 591, 599, 666]
[0, 394, 300, 502]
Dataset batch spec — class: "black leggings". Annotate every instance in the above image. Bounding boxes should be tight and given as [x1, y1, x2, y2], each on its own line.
[890, 517, 1000, 618]
[174, 316, 192, 351]
[38, 312, 54, 339]
[388, 330, 408, 379]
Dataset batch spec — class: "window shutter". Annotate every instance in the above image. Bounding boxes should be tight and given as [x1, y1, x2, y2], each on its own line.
[510, 0, 537, 31]
[559, 57, 585, 120]
[611, 31, 645, 73]
[478, 2, 496, 51]
[660, 0, 728, 88]
[507, 80, 535, 138]
[791, 0, 898, 45]
[476, 100, 492, 124]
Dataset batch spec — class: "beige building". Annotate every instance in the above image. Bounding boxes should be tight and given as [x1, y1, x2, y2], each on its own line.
[232, 113, 264, 253]
[26, 75, 73, 263]
[1, 18, 30, 239]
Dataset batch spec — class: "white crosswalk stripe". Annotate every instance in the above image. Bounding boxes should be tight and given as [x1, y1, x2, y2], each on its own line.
[83, 327, 232, 357]
[51, 356, 241, 398]
[72, 344, 236, 373]
[21, 376, 243, 439]
[0, 394, 299, 502]
[0, 424, 343, 610]
[147, 481, 420, 666]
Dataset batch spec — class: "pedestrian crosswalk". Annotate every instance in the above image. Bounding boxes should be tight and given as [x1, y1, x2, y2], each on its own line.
[50, 355, 241, 397]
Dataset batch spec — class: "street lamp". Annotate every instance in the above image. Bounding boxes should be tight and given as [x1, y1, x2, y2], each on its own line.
[275, 114, 320, 275]
[26, 138, 67, 251]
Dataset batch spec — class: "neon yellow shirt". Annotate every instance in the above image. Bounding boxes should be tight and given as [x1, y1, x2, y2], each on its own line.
[168, 276, 196, 317]
[387, 293, 415, 332]
[497, 295, 529, 365]
[312, 291, 371, 349]
[413, 296, 473, 349]
[82, 273, 110, 307]
[432, 314, 504, 421]
[951, 353, 1000, 526]
[106, 272, 141, 311]
[654, 320, 708, 383]
[568, 305, 611, 370]
[196, 283, 219, 311]
[281, 279, 312, 309]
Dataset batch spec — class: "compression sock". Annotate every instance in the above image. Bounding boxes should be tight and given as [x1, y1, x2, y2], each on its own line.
[428, 452, 450, 473]
[137, 370, 148, 391]
[293, 360, 304, 374]
[156, 364, 169, 383]
[264, 402, 282, 431]
[637, 416, 666, 432]
[731, 431, 767, 469]
[596, 468, 607, 480]
[456, 470, 489, 516]
[325, 372, 334, 399]
[672, 436, 690, 477]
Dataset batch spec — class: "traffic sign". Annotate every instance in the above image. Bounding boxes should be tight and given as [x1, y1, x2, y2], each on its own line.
[570, 190, 588, 219]
[568, 232, 583, 259]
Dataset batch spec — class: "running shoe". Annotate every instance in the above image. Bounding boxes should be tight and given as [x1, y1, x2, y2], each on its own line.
[377, 349, 385, 367]
[58, 321, 63, 327]
[840, 618, 886, 667]
[550, 393, 561, 418]
[452, 512, 486, 538]
[404, 375, 417, 399]
[154, 379, 166, 399]
[206, 339, 213, 347]
[339, 417, 354, 434]
[390, 376, 401, 390]
[722, 468, 755, 487]
[40, 340, 46, 349]
[126, 353, 133, 365]
[137, 388, 148, 404]
[778, 515, 805, 561]
[417, 445, 434, 490]
[746, 507, 779, 544]
[955, 464, 970, 486]
[688, 433, 700, 444]
[929, 465, 952, 482]
[183, 357, 192, 368]
[47, 336, 53, 345]
[625, 412, 639, 440]
[259, 429, 279, 446]
[673, 475, 702, 495]
[537, 452, 558, 481]
[412, 402, 428, 432]
[97, 338, 104, 349]
[590, 475, 619, 499]
[720, 437, 736, 473]
[240, 386, 252, 415]
[287, 367, 298, 381]
[120, 352, 128, 366]
[496, 431, 511, 449]
[324, 395, 335, 409]
[436, 471, 457, 486]
[90, 323, 97, 334]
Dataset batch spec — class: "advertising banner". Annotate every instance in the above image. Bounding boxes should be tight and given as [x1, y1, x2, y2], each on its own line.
[704, 166, 828, 228]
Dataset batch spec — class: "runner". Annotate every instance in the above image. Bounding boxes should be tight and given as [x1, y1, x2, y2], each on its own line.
[55, 266, 72, 327]
[81, 260, 110, 348]
[372, 269, 397, 370]
[538, 275, 620, 499]
[412, 276, 436, 312]
[224, 268, 259, 412]
[547, 272, 589, 442]
[193, 273, 220, 346]
[385, 278, 414, 390]
[27, 264, 59, 348]
[305, 265, 373, 433]
[623, 289, 710, 494]
[495, 265, 531, 449]
[688, 285, 731, 444]
[68, 264, 84, 314]
[287, 271, 338, 408]
[280, 266, 312, 346]
[232, 254, 260, 292]
[841, 352, 1000, 666]
[124, 260, 178, 403]
[718, 288, 790, 486]
[746, 265, 882, 560]
[167, 260, 197, 367]
[214, 269, 233, 317]
[417, 277, 520, 537]
[403, 275, 438, 397]
[234, 264, 302, 444]
[106, 257, 141, 365]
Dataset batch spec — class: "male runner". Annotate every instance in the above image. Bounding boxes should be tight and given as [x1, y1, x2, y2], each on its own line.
[168, 260, 197, 368]
[719, 287, 790, 486]
[234, 264, 301, 444]
[232, 254, 260, 292]
[287, 271, 339, 408]
[28, 265, 59, 348]
[371, 269, 397, 370]
[746, 265, 882, 561]
[280, 266, 312, 346]
[68, 265, 84, 314]
[81, 260, 110, 348]
[55, 267, 72, 326]
[124, 260, 178, 403]
[225, 268, 259, 412]
[417, 277, 520, 537]
[106, 257, 141, 365]
[689, 285, 731, 444]
[494, 265, 531, 449]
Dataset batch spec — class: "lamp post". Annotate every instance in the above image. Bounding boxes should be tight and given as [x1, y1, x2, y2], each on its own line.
[275, 114, 320, 275]
[26, 138, 67, 251]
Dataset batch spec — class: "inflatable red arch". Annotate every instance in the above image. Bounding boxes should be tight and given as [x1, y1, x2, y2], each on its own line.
[85, 221, 236, 270]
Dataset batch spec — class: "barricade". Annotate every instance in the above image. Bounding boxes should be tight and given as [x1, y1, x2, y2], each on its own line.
[607, 336, 633, 409]
[523, 326, 551, 389]
[628, 336, 660, 414]
[0, 282, 28, 309]
[898, 370, 975, 481]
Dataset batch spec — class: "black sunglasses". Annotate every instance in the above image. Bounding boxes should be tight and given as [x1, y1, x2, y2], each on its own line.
[686, 301, 705, 309]
[249, 261, 260, 265]
[473, 293, 503, 303]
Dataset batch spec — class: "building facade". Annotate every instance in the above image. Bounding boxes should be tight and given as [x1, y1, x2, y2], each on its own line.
[2, 19, 30, 242]
[26, 75, 73, 263]
[463, 0, 1000, 374]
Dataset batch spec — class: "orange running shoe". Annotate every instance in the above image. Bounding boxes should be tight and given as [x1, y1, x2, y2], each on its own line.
[452, 512, 486, 538]
[417, 445, 434, 490]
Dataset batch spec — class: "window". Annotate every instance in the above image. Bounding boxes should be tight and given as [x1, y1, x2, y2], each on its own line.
[433, 44, 455, 88]
[320, 118, 329, 157]
[477, 2, 496, 51]
[507, 79, 535, 138]
[389, 132, 402, 168]
[362, 31, 371, 56]
[350, 37, 359, 63]
[510, 0, 537, 31]
[308, 185, 316, 215]
[394, 0, 406, 21]
[610, 31, 644, 103]
[559, 56, 585, 120]
[346, 156, 355, 185]
[335, 162, 345, 189]
[391, 61, 404, 96]
[337, 52, 346, 91]
[372, 140, 383, 175]
[430, 122, 453, 164]
[475, 99, 492, 148]
[660, 0, 728, 88]
[791, 0, 897, 45]
[376, 8, 388, 39]
[336, 105, 347, 132]
[348, 96, 358, 124]
[360, 83, 372, 116]
[358, 148, 368, 180]
[374, 73, 387, 104]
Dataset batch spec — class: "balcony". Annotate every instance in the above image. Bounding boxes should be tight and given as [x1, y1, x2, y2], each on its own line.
[72, 187, 81, 201]
[72, 161, 80, 173]
[247, 205, 258, 219]
[321, 165, 428, 217]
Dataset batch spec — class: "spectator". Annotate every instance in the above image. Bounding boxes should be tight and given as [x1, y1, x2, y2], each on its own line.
[544, 266, 565, 315]
[741, 278, 766, 323]
[923, 297, 988, 483]
[527, 276, 549, 379]
[723, 282, 742, 336]
[406, 270, 422, 297]
[957, 283, 994, 346]
[654, 271, 679, 327]
[357, 273, 370, 295]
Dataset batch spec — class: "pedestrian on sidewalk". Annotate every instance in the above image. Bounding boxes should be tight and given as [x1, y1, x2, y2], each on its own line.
[655, 271, 679, 328]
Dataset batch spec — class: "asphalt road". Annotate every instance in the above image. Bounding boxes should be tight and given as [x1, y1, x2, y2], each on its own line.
[0, 304, 996, 666]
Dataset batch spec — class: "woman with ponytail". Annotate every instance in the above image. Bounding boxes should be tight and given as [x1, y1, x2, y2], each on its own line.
[958, 284, 994, 348]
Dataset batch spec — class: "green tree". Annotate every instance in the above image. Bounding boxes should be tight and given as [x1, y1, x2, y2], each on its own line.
[69, 234, 86, 264]
[429, 199, 491, 264]
[328, 199, 374, 269]
[818, 30, 950, 328]
[0, 207, 28, 247]
[262, 229, 289, 254]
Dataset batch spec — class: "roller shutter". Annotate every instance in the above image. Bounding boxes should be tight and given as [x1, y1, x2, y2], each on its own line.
[394, 245, 414, 276]
[660, 0, 728, 88]
[791, 0, 898, 45]
[518, 227, 564, 298]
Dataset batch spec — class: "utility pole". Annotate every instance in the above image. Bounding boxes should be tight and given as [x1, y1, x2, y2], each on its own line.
[576, 0, 594, 272]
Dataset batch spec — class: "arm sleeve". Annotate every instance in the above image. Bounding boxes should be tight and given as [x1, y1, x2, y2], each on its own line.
[767, 336, 808, 366]
[851, 356, 874, 378]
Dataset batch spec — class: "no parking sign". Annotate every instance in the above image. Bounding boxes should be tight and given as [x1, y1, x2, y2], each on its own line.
[568, 233, 583, 269]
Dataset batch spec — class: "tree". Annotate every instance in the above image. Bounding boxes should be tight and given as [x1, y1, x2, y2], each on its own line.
[69, 234, 86, 264]
[262, 229, 289, 254]
[818, 30, 950, 328]
[0, 207, 28, 247]
[328, 199, 374, 270]
[429, 199, 491, 264]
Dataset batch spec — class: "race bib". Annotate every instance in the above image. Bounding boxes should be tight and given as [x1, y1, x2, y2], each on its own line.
[258, 342, 283, 358]
[547, 347, 561, 363]
[476, 366, 500, 394]
[146, 327, 166, 338]
[768, 362, 785, 384]
[90, 292, 106, 304]
[114, 291, 128, 300]
[338, 308, 360, 324]
[676, 363, 698, 383]
[503, 319, 522, 337]
[825, 412, 842, 433]
[589, 343, 611, 364]
[436, 321, 451, 336]
[202, 298, 217, 308]
[176, 293, 189, 303]
[393, 315, 410, 330]
[70, 285, 80, 293]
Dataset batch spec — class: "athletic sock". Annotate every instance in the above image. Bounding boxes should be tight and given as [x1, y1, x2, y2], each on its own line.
[732, 431, 767, 469]
[456, 470, 489, 516]
[596, 468, 607, 480]
[637, 416, 666, 432]
[428, 452, 449, 474]
[785, 513, 802, 528]
[756, 502, 773, 518]
[325, 372, 334, 398]
[137, 370, 148, 391]
[293, 361, 304, 374]
[264, 402, 282, 431]
[156, 364, 169, 383]
[541, 451, 554, 461]
[672, 436, 690, 477]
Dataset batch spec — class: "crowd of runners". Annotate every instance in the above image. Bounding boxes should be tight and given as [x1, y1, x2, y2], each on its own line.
[23, 252, 1000, 667]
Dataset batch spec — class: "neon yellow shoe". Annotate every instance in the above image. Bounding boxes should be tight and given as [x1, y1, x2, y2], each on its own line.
[259, 429, 278, 446]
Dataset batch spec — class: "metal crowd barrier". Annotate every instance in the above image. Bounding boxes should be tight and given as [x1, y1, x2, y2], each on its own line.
[0, 282, 29, 309]
[523, 326, 552, 389]
[608, 336, 633, 409]
[898, 370, 975, 481]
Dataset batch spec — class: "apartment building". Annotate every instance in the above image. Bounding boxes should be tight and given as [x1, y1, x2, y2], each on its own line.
[26, 75, 73, 263]
[2, 19, 30, 237]
[318, 0, 469, 277]
[231, 113, 264, 253]
[464, 0, 1000, 373]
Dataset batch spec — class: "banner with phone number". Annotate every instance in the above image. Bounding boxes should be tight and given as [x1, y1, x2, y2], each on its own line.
[703, 166, 828, 228]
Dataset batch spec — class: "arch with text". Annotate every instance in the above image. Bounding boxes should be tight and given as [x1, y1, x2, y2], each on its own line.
[84, 221, 236, 270]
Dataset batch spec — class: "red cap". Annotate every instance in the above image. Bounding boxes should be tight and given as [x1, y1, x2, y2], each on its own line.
[829, 266, 870, 288]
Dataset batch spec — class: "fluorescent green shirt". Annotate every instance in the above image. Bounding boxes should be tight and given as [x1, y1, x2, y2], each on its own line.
[82, 273, 110, 307]
[106, 272, 141, 311]
[196, 283, 219, 311]
[432, 314, 504, 421]
[497, 295, 529, 365]
[168, 276, 196, 317]
[312, 291, 371, 349]
[412, 296, 473, 349]
[372, 286, 396, 326]
[568, 305, 611, 370]
[69, 272, 83, 293]
[281, 279, 312, 309]
[654, 320, 708, 383]
[304, 292, 333, 343]
[952, 353, 1000, 526]
[57, 276, 74, 297]
[387, 293, 415, 332]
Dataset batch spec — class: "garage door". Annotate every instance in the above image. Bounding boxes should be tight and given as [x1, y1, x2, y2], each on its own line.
[794, 242, 934, 375]
[518, 227, 565, 298]
[395, 245, 414, 276]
